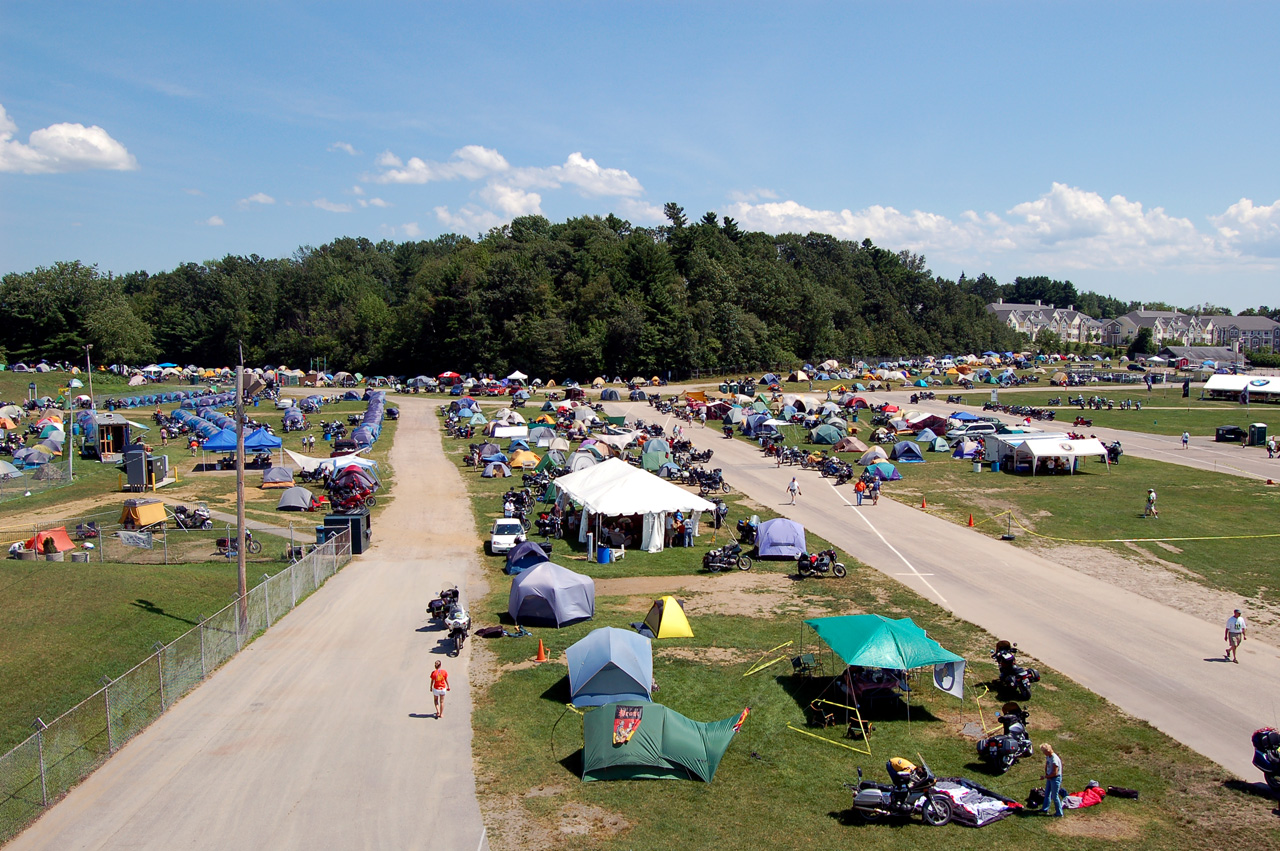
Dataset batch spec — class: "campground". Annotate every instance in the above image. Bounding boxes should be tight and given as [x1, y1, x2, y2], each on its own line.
[444, 397, 1280, 851]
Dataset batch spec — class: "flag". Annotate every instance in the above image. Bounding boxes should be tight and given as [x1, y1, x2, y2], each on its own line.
[933, 661, 965, 699]
[732, 707, 751, 733]
[613, 705, 642, 745]
[1242, 385, 1250, 406]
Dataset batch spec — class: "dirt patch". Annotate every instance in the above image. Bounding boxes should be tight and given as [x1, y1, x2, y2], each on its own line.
[1046, 809, 1143, 840]
[1030, 543, 1280, 646]
[656, 646, 753, 665]
[479, 792, 558, 851]
[595, 572, 808, 618]
[556, 802, 631, 836]
[1154, 541, 1183, 554]
[524, 784, 567, 798]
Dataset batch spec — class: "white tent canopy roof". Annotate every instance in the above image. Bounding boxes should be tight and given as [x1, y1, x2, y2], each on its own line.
[507, 370, 528, 381]
[554, 458, 716, 516]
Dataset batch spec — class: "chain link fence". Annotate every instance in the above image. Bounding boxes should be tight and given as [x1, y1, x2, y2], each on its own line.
[0, 460, 74, 504]
[0, 528, 352, 842]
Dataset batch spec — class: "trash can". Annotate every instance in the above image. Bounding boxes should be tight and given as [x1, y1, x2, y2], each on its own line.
[597, 545, 612, 564]
[1249, 423, 1267, 447]
[973, 461, 982, 473]
[991, 461, 1001, 473]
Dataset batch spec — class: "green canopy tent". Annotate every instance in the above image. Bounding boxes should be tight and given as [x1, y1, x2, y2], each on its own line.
[804, 614, 966, 704]
[582, 701, 746, 782]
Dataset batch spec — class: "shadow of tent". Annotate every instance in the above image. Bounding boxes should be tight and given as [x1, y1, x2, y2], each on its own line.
[1224, 778, 1278, 801]
[558, 748, 583, 776]
[539, 674, 572, 704]
[772, 672, 941, 724]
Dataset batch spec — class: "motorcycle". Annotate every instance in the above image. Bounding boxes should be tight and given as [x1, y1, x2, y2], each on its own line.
[1251, 727, 1280, 796]
[173, 503, 214, 531]
[991, 640, 1040, 700]
[1106, 441, 1123, 464]
[737, 515, 759, 545]
[722, 425, 734, 439]
[216, 529, 261, 555]
[428, 586, 460, 622]
[796, 548, 847, 578]
[703, 542, 752, 572]
[845, 760, 953, 826]
[446, 604, 471, 655]
[331, 488, 376, 512]
[977, 702, 1033, 772]
[1073, 416, 1093, 427]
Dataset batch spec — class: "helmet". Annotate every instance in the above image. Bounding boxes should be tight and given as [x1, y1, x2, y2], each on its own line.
[889, 757, 917, 774]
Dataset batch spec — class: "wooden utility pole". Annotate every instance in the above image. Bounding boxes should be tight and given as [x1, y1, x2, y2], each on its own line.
[235, 349, 247, 630]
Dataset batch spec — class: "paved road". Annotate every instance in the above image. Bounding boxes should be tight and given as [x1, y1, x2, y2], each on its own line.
[10, 400, 488, 851]
[612, 402, 1280, 781]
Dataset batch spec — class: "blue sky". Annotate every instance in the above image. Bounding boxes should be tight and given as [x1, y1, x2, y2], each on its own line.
[2, 2, 1278, 309]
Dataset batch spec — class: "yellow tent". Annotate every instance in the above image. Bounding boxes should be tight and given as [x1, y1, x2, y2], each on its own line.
[120, 498, 168, 530]
[591, 377, 606, 387]
[643, 596, 694, 639]
[509, 449, 541, 467]
[534, 414, 557, 424]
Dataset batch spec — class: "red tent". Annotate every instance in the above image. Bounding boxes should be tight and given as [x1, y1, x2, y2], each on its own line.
[26, 527, 76, 553]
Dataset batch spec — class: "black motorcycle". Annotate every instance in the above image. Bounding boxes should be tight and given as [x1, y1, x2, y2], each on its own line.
[846, 760, 953, 826]
[991, 640, 1040, 700]
[1252, 727, 1280, 796]
[977, 702, 1033, 772]
[737, 517, 759, 545]
[722, 425, 734, 439]
[703, 542, 752, 572]
[796, 548, 847, 578]
[428, 586, 460, 622]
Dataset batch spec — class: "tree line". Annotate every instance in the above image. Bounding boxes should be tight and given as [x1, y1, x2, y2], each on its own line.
[2, 207, 1259, 377]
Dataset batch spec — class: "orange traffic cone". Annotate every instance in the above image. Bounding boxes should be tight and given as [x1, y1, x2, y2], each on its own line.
[535, 639, 547, 663]
[968, 514, 975, 527]
[921, 496, 927, 509]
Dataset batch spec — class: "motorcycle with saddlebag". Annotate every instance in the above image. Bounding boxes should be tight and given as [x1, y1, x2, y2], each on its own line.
[845, 758, 953, 825]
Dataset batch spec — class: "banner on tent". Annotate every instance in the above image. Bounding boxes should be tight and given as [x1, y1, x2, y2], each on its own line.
[933, 660, 965, 699]
[613, 705, 643, 744]
[117, 530, 154, 549]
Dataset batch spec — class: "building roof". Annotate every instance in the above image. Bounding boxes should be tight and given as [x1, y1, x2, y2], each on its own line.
[1217, 315, 1280, 332]
[1159, 346, 1242, 364]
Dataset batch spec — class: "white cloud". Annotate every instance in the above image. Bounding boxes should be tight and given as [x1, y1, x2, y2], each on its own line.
[183, 187, 203, 196]
[202, 215, 224, 227]
[312, 198, 352, 213]
[0, 103, 138, 174]
[329, 142, 360, 156]
[401, 222, 423, 238]
[358, 197, 390, 208]
[351, 185, 365, 196]
[479, 184, 542, 217]
[615, 197, 666, 224]
[727, 188, 779, 203]
[726, 182, 1273, 273]
[434, 204, 504, 233]
[237, 192, 275, 209]
[372, 144, 509, 185]
[375, 150, 402, 168]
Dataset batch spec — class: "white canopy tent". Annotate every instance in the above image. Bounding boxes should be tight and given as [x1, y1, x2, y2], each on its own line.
[1011, 437, 1109, 475]
[552, 457, 717, 552]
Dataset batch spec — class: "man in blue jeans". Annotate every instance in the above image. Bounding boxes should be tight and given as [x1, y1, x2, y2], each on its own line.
[1040, 743, 1064, 816]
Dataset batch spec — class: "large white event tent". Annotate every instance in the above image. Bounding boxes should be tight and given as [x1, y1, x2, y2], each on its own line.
[1008, 436, 1110, 475]
[552, 457, 717, 552]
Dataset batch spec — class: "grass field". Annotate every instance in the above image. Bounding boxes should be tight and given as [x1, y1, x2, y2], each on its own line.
[442, 407, 1280, 851]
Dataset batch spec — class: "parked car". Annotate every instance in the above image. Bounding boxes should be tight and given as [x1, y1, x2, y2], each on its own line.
[945, 422, 998, 440]
[489, 518, 526, 554]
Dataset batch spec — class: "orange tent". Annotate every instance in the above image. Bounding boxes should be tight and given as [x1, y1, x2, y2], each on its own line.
[26, 527, 76, 553]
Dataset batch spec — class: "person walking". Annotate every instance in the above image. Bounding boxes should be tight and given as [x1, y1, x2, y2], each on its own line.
[1181, 431, 1190, 450]
[1225, 608, 1247, 663]
[1143, 488, 1158, 518]
[786, 477, 800, 505]
[1039, 743, 1064, 817]
[430, 660, 450, 718]
[870, 477, 881, 505]
[854, 478, 866, 506]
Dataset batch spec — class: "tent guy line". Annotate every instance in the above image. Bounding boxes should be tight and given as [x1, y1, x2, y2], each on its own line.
[826, 480, 949, 605]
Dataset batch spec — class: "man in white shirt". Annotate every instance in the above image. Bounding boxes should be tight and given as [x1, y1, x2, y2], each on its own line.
[1225, 609, 1247, 663]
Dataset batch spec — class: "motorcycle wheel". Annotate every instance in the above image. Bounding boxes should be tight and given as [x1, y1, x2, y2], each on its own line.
[1000, 754, 1016, 772]
[833, 563, 847, 578]
[737, 556, 752, 571]
[721, 482, 730, 493]
[708, 562, 721, 573]
[1017, 683, 1032, 701]
[852, 808, 882, 824]
[247, 539, 263, 555]
[1267, 772, 1280, 797]
[364, 495, 377, 507]
[922, 794, 953, 826]
[201, 520, 213, 531]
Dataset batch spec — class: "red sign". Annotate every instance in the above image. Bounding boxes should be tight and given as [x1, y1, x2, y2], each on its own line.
[613, 705, 643, 745]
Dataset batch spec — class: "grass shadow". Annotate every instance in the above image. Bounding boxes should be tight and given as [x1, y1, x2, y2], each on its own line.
[131, 599, 198, 626]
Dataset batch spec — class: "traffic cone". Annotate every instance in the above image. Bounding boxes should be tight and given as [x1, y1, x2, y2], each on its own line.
[535, 639, 547, 663]
[968, 514, 975, 527]
[921, 496, 927, 509]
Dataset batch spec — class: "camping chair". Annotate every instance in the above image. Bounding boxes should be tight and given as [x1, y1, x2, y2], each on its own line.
[610, 544, 626, 561]
[791, 653, 817, 677]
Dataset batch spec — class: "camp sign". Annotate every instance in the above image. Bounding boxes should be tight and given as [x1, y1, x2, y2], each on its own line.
[613, 705, 643, 745]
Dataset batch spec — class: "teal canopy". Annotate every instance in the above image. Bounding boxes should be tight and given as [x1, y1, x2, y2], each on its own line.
[804, 614, 963, 670]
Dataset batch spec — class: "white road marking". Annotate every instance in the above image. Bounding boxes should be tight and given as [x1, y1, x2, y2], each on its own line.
[828, 482, 949, 604]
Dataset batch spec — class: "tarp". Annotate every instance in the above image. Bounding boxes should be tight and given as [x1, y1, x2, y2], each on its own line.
[805, 614, 964, 670]
[642, 596, 694, 638]
[582, 702, 744, 782]
[566, 627, 653, 707]
[756, 518, 807, 558]
[508, 561, 595, 627]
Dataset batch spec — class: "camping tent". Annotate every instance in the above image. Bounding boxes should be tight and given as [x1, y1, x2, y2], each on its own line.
[25, 527, 76, 553]
[582, 702, 745, 782]
[566, 627, 653, 707]
[508, 562, 595, 626]
[505, 541, 550, 575]
[832, 436, 868, 453]
[261, 466, 294, 488]
[119, 499, 167, 529]
[890, 442, 925, 463]
[552, 458, 716, 552]
[509, 449, 541, 468]
[858, 446, 889, 465]
[756, 518, 807, 558]
[867, 461, 902, 481]
[277, 486, 321, 511]
[640, 596, 694, 638]
[805, 614, 964, 695]
[952, 439, 980, 459]
[929, 437, 949, 452]
[482, 462, 512, 478]
[809, 424, 842, 444]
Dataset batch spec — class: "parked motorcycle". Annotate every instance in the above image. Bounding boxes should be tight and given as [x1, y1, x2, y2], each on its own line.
[1252, 727, 1280, 796]
[428, 586, 460, 622]
[796, 548, 847, 578]
[446, 604, 472, 655]
[737, 515, 759, 545]
[991, 640, 1040, 700]
[216, 529, 261, 555]
[703, 542, 752, 572]
[173, 503, 214, 531]
[845, 760, 953, 825]
[977, 702, 1033, 772]
[1107, 441, 1123, 464]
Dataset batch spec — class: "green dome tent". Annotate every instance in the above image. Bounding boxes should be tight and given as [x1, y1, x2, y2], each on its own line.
[809, 424, 842, 444]
[582, 701, 747, 782]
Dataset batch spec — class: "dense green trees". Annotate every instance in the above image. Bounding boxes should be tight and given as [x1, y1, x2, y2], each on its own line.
[2, 214, 1040, 375]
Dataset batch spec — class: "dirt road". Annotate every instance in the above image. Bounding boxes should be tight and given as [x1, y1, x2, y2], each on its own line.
[610, 403, 1280, 781]
[9, 399, 488, 850]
